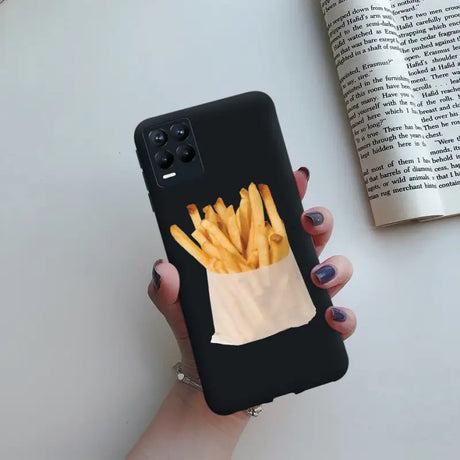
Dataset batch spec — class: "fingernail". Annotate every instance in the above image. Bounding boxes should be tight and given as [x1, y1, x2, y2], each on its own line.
[331, 307, 347, 322]
[303, 211, 324, 226]
[313, 265, 336, 284]
[152, 259, 164, 290]
[297, 167, 310, 181]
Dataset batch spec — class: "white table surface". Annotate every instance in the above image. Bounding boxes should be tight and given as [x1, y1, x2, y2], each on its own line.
[1, 1, 459, 459]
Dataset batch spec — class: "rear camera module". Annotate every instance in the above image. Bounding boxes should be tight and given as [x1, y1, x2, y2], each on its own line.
[149, 129, 167, 146]
[176, 144, 195, 163]
[170, 123, 189, 141]
[154, 150, 174, 169]
[147, 119, 203, 186]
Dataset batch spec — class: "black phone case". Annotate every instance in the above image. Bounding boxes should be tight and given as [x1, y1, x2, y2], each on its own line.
[134, 92, 348, 415]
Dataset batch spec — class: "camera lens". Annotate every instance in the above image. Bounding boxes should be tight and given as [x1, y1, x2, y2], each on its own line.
[176, 145, 195, 163]
[170, 123, 189, 141]
[149, 129, 167, 146]
[154, 150, 174, 169]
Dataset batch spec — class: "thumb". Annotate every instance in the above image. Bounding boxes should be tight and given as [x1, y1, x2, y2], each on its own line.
[147, 260, 188, 342]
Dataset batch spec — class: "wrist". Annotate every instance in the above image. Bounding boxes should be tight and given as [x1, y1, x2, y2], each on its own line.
[174, 361, 263, 419]
[128, 382, 248, 460]
[161, 382, 249, 459]
[173, 380, 250, 425]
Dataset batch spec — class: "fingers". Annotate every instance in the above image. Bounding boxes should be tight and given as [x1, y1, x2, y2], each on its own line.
[311, 255, 353, 297]
[148, 260, 198, 378]
[148, 260, 188, 341]
[325, 307, 356, 340]
[293, 167, 310, 199]
[301, 207, 334, 256]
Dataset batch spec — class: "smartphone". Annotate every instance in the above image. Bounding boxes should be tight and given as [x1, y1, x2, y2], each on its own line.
[134, 92, 348, 415]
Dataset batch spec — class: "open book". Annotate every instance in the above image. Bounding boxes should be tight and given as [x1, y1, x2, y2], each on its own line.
[321, 0, 460, 226]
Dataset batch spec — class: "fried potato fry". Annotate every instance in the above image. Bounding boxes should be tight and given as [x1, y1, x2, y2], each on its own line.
[238, 196, 251, 253]
[191, 228, 208, 246]
[201, 220, 246, 265]
[248, 183, 270, 267]
[226, 205, 243, 254]
[258, 184, 289, 258]
[235, 208, 242, 233]
[206, 258, 226, 274]
[209, 200, 230, 238]
[256, 234, 270, 267]
[265, 221, 274, 238]
[202, 205, 219, 243]
[213, 197, 228, 225]
[237, 261, 252, 272]
[192, 229, 221, 260]
[245, 218, 256, 260]
[217, 221, 230, 239]
[214, 260, 227, 274]
[203, 205, 218, 225]
[170, 225, 211, 268]
[269, 233, 284, 264]
[257, 184, 285, 234]
[186, 204, 201, 230]
[216, 246, 241, 274]
[247, 249, 259, 269]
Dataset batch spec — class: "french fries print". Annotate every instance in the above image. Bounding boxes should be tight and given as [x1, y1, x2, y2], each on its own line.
[170, 183, 289, 273]
[170, 182, 316, 345]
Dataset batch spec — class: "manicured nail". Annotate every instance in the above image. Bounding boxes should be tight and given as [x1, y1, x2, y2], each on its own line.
[297, 167, 310, 181]
[152, 259, 164, 290]
[314, 265, 336, 284]
[331, 307, 347, 322]
[304, 211, 324, 226]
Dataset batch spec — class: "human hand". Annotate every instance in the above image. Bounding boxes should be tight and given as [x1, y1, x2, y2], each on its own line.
[129, 168, 357, 459]
[147, 167, 356, 380]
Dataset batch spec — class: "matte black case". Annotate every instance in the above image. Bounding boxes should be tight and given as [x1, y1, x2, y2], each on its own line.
[134, 92, 348, 415]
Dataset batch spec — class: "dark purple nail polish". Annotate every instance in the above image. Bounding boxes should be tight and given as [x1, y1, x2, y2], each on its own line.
[297, 167, 310, 181]
[331, 307, 347, 322]
[304, 211, 324, 226]
[314, 265, 336, 284]
[152, 259, 163, 290]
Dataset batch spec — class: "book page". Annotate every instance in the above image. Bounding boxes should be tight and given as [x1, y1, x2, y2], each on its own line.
[321, 0, 444, 226]
[393, 0, 460, 217]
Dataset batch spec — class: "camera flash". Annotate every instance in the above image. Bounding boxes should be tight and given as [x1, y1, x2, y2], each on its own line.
[163, 172, 176, 179]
